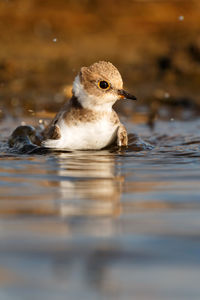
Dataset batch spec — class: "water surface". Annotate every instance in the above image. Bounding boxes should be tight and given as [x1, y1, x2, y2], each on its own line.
[0, 117, 200, 300]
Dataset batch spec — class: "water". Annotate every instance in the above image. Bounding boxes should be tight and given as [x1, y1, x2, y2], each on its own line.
[1, 117, 200, 299]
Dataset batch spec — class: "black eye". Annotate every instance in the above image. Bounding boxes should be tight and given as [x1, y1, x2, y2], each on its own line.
[98, 80, 110, 90]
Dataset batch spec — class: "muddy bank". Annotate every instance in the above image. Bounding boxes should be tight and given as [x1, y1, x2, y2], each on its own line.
[0, 0, 200, 117]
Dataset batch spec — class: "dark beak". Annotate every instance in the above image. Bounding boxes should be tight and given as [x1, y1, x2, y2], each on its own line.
[118, 89, 137, 100]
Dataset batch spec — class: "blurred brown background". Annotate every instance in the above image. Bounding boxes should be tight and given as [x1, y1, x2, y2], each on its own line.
[0, 0, 200, 116]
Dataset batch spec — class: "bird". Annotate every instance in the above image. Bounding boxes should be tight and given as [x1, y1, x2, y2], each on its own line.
[42, 61, 137, 150]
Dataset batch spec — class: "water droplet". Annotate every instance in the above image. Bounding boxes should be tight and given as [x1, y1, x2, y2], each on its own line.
[179, 16, 184, 21]
[164, 92, 170, 99]
[52, 38, 57, 42]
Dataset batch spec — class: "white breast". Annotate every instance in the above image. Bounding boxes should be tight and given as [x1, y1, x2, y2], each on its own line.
[43, 117, 118, 150]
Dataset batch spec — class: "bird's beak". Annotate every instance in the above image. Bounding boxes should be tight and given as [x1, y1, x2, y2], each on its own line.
[118, 89, 137, 101]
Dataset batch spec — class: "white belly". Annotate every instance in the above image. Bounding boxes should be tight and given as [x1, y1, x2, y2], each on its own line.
[43, 118, 118, 150]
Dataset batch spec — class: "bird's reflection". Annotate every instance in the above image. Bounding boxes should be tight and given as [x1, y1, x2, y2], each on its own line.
[52, 150, 124, 217]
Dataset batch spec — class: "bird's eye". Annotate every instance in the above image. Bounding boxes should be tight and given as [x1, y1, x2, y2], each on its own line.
[98, 80, 110, 90]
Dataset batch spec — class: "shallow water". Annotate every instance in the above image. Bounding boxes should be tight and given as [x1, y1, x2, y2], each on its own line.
[1, 117, 200, 299]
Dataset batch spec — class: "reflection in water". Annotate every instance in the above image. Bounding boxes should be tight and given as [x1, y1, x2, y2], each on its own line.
[55, 151, 123, 217]
[0, 150, 123, 218]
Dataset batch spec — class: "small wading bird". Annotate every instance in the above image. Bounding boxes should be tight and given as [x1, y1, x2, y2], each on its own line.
[42, 61, 137, 150]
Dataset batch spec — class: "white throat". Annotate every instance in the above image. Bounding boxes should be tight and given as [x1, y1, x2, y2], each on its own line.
[72, 75, 117, 112]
